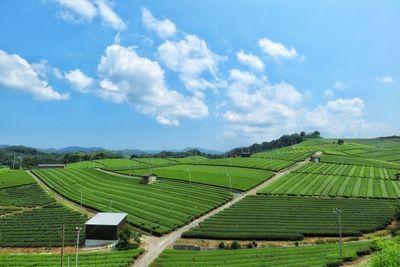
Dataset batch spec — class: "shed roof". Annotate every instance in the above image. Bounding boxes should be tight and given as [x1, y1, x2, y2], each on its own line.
[38, 164, 65, 167]
[85, 212, 128, 226]
[142, 173, 156, 177]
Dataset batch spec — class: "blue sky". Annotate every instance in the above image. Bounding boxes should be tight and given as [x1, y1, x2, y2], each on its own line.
[0, 0, 399, 151]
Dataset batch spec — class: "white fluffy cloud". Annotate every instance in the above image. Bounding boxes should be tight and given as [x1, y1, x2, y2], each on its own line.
[222, 69, 303, 140]
[95, 0, 126, 31]
[305, 98, 367, 137]
[158, 35, 225, 91]
[379, 75, 396, 83]
[70, 44, 208, 125]
[55, 0, 97, 21]
[141, 7, 176, 39]
[334, 81, 345, 89]
[323, 89, 334, 97]
[54, 0, 126, 30]
[64, 69, 94, 93]
[258, 38, 298, 59]
[236, 50, 264, 71]
[0, 50, 69, 100]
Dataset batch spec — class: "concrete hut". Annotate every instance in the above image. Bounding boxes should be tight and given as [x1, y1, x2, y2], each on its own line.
[141, 173, 157, 184]
[310, 156, 321, 163]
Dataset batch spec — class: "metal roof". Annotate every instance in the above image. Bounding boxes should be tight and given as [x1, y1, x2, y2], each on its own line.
[37, 164, 65, 167]
[85, 212, 128, 226]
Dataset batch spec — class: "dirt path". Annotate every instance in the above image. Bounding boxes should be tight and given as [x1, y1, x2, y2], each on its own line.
[133, 155, 314, 267]
[27, 170, 95, 217]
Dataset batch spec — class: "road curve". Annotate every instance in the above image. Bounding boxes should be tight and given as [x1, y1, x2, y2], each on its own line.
[133, 155, 314, 267]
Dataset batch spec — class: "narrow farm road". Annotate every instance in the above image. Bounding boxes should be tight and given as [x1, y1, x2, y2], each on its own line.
[133, 154, 316, 267]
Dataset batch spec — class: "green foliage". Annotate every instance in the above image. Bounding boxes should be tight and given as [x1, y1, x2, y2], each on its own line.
[218, 241, 225, 249]
[0, 170, 35, 189]
[230, 241, 240, 249]
[371, 237, 400, 267]
[0, 249, 143, 267]
[116, 224, 140, 250]
[151, 241, 372, 267]
[33, 168, 231, 235]
[184, 196, 399, 240]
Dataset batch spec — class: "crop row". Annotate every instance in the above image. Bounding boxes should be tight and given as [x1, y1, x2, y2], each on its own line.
[121, 164, 273, 191]
[0, 203, 87, 247]
[0, 249, 143, 267]
[183, 195, 398, 240]
[259, 172, 400, 199]
[0, 184, 53, 207]
[296, 162, 399, 180]
[151, 241, 372, 267]
[320, 154, 400, 169]
[252, 150, 314, 162]
[33, 169, 231, 235]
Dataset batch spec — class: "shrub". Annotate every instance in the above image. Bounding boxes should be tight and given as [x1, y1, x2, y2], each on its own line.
[116, 224, 141, 250]
[230, 241, 240, 249]
[218, 241, 225, 249]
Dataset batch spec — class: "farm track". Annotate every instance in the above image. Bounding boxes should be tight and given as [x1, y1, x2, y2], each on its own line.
[132, 154, 317, 267]
[27, 170, 95, 217]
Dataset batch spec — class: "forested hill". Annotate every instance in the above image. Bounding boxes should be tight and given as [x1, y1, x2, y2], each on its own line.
[225, 131, 321, 156]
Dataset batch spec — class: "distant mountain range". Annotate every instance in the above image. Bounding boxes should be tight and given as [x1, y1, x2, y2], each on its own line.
[39, 146, 223, 155]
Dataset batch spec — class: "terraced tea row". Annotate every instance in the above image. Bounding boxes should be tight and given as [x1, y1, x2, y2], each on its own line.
[0, 203, 87, 247]
[0, 249, 143, 267]
[184, 196, 398, 240]
[252, 150, 314, 162]
[259, 172, 400, 198]
[171, 157, 294, 171]
[33, 168, 232, 235]
[0, 175, 87, 247]
[152, 241, 372, 267]
[320, 154, 400, 169]
[119, 164, 273, 191]
[297, 162, 399, 180]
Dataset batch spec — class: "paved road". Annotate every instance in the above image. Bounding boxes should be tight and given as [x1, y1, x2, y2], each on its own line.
[133, 156, 314, 267]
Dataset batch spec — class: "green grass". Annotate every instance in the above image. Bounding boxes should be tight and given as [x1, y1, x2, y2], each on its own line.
[33, 168, 232, 235]
[0, 170, 35, 189]
[120, 164, 273, 191]
[0, 249, 143, 267]
[258, 172, 400, 199]
[184, 195, 398, 240]
[151, 241, 373, 267]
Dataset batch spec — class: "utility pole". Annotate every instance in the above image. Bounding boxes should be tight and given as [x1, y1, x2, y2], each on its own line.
[12, 155, 15, 170]
[80, 190, 82, 208]
[109, 195, 112, 211]
[75, 226, 81, 267]
[61, 224, 65, 267]
[333, 208, 343, 257]
[227, 173, 232, 192]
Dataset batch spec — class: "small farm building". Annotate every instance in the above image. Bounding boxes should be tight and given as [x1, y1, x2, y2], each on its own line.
[310, 156, 321, 163]
[240, 152, 252, 157]
[396, 173, 400, 181]
[37, 164, 65, 168]
[85, 212, 127, 247]
[142, 173, 157, 184]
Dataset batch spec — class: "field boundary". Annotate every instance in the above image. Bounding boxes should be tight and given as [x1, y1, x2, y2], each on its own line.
[27, 170, 95, 217]
[132, 154, 315, 267]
